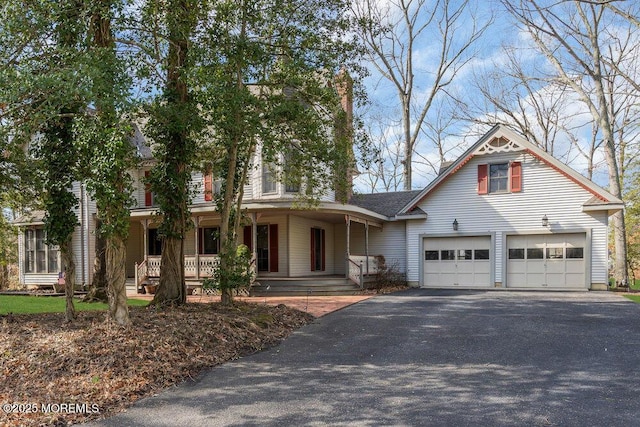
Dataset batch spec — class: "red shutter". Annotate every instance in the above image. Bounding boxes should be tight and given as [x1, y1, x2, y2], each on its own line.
[510, 162, 522, 193]
[310, 229, 316, 272]
[204, 173, 213, 201]
[243, 226, 252, 251]
[269, 224, 278, 272]
[477, 164, 488, 195]
[321, 229, 326, 271]
[144, 171, 153, 206]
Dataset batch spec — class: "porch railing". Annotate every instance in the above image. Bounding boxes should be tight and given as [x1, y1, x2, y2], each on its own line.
[140, 255, 221, 279]
[135, 259, 148, 289]
[348, 257, 364, 288]
[348, 255, 380, 276]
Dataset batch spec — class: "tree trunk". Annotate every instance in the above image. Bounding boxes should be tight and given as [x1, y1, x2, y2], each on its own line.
[152, 236, 186, 306]
[84, 220, 108, 302]
[60, 239, 76, 322]
[106, 236, 131, 326]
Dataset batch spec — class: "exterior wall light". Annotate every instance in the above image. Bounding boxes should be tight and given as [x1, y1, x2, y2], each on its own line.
[542, 214, 549, 227]
[453, 219, 459, 231]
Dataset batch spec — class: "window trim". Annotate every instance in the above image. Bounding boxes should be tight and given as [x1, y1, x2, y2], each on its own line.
[24, 228, 60, 274]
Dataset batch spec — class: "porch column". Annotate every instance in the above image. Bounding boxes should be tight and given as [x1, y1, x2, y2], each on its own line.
[194, 216, 200, 279]
[345, 215, 350, 279]
[365, 220, 369, 276]
[251, 212, 258, 271]
[141, 219, 148, 262]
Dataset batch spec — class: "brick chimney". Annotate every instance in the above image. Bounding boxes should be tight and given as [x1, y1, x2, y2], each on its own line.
[334, 68, 355, 202]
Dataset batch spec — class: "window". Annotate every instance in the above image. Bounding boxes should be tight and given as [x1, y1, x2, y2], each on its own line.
[457, 249, 473, 260]
[262, 160, 277, 194]
[509, 248, 525, 260]
[489, 163, 509, 193]
[203, 173, 223, 201]
[199, 227, 220, 255]
[527, 248, 544, 259]
[566, 247, 584, 259]
[474, 249, 490, 260]
[478, 162, 522, 194]
[547, 248, 564, 259]
[144, 170, 155, 206]
[24, 229, 59, 273]
[425, 250, 439, 261]
[441, 250, 456, 261]
[284, 148, 300, 193]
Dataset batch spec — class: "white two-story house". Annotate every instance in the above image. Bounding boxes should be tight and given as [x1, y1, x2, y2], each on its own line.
[15, 124, 623, 293]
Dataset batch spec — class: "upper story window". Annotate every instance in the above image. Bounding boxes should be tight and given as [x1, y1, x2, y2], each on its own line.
[203, 172, 223, 201]
[24, 228, 59, 274]
[489, 163, 509, 193]
[284, 148, 300, 193]
[262, 160, 277, 194]
[144, 170, 156, 207]
[477, 161, 522, 195]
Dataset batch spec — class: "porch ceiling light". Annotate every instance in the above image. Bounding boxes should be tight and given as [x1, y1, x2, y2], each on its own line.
[452, 219, 459, 231]
[542, 214, 549, 227]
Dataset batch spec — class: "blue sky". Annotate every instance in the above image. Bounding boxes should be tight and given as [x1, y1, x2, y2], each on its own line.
[351, 0, 638, 193]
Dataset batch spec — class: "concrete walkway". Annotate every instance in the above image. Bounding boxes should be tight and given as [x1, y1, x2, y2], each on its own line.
[128, 291, 375, 318]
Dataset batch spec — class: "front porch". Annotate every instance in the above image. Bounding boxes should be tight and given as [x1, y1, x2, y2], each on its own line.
[127, 209, 385, 295]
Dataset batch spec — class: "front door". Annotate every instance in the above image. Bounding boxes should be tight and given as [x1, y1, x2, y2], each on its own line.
[257, 225, 269, 272]
[244, 224, 279, 273]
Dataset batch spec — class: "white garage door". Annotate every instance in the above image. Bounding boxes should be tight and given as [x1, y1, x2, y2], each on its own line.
[423, 236, 491, 287]
[506, 233, 586, 289]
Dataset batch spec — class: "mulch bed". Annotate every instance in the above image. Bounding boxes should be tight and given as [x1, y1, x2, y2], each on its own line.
[0, 302, 314, 426]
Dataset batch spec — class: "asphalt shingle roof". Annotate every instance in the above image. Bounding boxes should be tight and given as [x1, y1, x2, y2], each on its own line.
[348, 190, 423, 217]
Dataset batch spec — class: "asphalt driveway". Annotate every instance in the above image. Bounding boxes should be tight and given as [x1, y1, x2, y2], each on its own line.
[88, 289, 640, 426]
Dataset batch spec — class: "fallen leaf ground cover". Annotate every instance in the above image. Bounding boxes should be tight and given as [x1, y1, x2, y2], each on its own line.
[0, 301, 314, 426]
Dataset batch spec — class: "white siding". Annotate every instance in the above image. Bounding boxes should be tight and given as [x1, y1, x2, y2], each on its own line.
[406, 152, 610, 287]
[71, 183, 96, 286]
[288, 215, 335, 276]
[334, 223, 346, 275]
[369, 222, 407, 274]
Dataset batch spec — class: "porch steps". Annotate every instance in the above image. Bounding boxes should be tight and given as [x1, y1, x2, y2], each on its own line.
[250, 277, 362, 297]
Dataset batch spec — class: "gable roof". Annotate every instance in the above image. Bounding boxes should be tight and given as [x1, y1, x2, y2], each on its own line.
[349, 190, 424, 218]
[399, 125, 624, 215]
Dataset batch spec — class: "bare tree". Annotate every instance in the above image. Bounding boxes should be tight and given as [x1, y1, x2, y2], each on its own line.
[359, 116, 405, 192]
[466, 44, 603, 175]
[502, 0, 640, 285]
[353, 0, 492, 190]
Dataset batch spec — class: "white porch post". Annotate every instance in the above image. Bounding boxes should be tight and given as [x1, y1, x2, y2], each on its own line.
[365, 220, 369, 276]
[252, 212, 258, 268]
[345, 215, 350, 279]
[141, 219, 148, 262]
[194, 216, 200, 279]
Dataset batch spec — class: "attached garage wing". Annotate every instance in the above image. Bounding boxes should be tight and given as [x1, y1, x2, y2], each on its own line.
[506, 233, 586, 289]
[423, 236, 491, 288]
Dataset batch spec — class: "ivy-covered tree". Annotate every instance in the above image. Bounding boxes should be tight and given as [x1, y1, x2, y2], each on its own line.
[0, 0, 92, 322]
[75, 1, 136, 325]
[193, 0, 364, 304]
[139, 0, 203, 306]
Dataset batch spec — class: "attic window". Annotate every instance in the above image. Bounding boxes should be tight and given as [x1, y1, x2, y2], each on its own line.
[490, 163, 509, 193]
[478, 161, 522, 194]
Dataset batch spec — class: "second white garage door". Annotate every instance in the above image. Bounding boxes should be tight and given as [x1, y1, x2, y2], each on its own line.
[506, 233, 586, 289]
[423, 236, 491, 287]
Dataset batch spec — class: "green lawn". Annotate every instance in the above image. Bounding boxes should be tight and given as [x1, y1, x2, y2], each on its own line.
[623, 295, 640, 304]
[0, 295, 148, 315]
